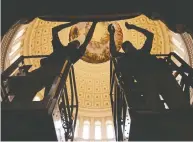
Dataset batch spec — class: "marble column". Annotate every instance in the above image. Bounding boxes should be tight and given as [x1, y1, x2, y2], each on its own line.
[78, 117, 84, 138]
[101, 117, 107, 140]
[90, 118, 95, 140]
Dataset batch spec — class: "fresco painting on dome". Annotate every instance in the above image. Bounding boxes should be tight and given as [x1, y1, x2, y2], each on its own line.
[69, 22, 123, 63]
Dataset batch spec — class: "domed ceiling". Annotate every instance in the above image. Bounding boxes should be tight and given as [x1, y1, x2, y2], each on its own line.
[69, 22, 123, 63]
[22, 15, 172, 116]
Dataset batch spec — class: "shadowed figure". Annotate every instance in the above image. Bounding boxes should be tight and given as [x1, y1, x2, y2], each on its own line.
[108, 22, 189, 110]
[8, 22, 97, 102]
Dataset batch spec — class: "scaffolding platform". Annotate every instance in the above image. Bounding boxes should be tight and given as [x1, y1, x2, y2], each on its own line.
[110, 52, 193, 141]
[1, 56, 79, 141]
[129, 109, 193, 141]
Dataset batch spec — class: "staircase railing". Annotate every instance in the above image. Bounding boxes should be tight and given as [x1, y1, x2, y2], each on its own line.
[1, 55, 78, 141]
[109, 52, 193, 141]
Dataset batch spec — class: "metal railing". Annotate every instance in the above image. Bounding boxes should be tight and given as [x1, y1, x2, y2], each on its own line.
[1, 55, 79, 141]
[109, 52, 193, 141]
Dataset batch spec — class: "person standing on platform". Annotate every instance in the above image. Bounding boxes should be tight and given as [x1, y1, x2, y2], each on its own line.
[108, 22, 189, 110]
[8, 21, 97, 102]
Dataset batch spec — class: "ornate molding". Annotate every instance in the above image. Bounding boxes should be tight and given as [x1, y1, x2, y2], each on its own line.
[181, 33, 193, 67]
[1, 21, 22, 71]
[181, 33, 193, 105]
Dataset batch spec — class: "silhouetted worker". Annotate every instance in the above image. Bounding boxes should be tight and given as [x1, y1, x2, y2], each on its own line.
[8, 22, 97, 102]
[108, 22, 189, 110]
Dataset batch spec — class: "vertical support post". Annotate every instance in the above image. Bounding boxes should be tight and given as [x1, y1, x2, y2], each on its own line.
[116, 85, 123, 141]
[71, 65, 78, 141]
[113, 80, 117, 140]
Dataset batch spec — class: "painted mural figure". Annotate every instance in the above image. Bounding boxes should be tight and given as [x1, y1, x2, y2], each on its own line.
[108, 22, 189, 110]
[8, 22, 97, 102]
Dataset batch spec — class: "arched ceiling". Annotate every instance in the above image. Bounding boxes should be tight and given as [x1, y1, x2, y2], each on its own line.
[22, 15, 172, 116]
[69, 22, 123, 63]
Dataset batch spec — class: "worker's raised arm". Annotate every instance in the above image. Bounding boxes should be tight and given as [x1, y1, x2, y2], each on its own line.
[125, 22, 154, 53]
[52, 22, 78, 38]
[108, 24, 123, 57]
[52, 22, 78, 51]
[79, 22, 97, 55]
